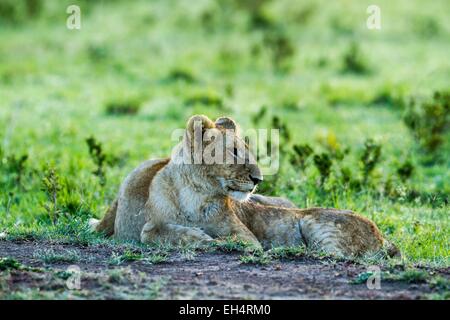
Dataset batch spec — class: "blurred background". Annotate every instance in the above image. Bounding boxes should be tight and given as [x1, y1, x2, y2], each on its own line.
[0, 0, 448, 264]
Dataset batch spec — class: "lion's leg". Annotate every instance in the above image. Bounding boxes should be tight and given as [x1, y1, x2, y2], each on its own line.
[140, 221, 213, 246]
[207, 212, 263, 249]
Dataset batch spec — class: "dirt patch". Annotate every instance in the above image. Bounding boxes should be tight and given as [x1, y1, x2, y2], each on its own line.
[0, 240, 447, 299]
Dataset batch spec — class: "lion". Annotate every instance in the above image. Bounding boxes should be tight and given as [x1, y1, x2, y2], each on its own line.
[90, 115, 399, 258]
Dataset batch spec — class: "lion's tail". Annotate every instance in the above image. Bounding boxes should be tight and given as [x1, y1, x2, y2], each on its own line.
[89, 199, 118, 237]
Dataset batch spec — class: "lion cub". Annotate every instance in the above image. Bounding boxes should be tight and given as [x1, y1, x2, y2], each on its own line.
[91, 115, 399, 258]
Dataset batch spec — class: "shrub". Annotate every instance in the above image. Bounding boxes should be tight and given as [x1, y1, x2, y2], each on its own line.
[164, 69, 197, 83]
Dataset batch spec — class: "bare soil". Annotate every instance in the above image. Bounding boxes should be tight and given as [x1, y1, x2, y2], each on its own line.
[0, 240, 448, 299]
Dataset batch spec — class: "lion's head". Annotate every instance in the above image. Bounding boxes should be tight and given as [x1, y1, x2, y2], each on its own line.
[171, 114, 262, 201]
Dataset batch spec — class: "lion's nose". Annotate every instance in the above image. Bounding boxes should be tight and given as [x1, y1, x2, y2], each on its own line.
[250, 175, 263, 185]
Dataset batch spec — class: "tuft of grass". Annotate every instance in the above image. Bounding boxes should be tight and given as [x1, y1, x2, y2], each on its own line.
[413, 16, 441, 38]
[395, 269, 429, 283]
[146, 252, 169, 264]
[272, 116, 291, 143]
[360, 139, 382, 183]
[3, 153, 28, 187]
[263, 29, 295, 73]
[0, 257, 22, 271]
[429, 276, 450, 291]
[240, 250, 272, 265]
[290, 144, 314, 170]
[341, 42, 370, 74]
[240, 246, 307, 265]
[352, 268, 430, 285]
[313, 153, 332, 186]
[351, 270, 377, 285]
[179, 245, 197, 261]
[251, 106, 268, 125]
[85, 136, 108, 186]
[268, 246, 306, 260]
[109, 249, 143, 265]
[146, 278, 168, 300]
[209, 237, 256, 253]
[105, 99, 141, 116]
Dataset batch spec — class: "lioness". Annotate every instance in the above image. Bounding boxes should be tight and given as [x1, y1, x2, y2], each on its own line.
[90, 115, 399, 258]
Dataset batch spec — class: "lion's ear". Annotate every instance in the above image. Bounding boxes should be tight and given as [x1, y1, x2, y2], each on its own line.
[186, 114, 215, 137]
[215, 117, 236, 130]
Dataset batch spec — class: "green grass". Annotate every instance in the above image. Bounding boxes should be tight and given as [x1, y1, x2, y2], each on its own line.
[209, 237, 258, 253]
[351, 268, 449, 293]
[0, 0, 448, 268]
[109, 250, 143, 265]
[240, 250, 273, 265]
[0, 257, 23, 271]
[108, 248, 169, 265]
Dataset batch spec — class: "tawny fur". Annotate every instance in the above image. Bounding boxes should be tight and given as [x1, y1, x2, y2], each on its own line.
[93, 115, 399, 258]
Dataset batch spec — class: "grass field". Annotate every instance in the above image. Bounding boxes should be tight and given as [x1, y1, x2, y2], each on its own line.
[0, 0, 449, 298]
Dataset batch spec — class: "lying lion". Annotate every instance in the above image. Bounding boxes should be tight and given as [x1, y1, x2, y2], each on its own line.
[90, 115, 399, 258]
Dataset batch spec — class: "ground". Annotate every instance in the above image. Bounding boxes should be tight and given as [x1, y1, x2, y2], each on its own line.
[1, 239, 448, 299]
[0, 0, 449, 300]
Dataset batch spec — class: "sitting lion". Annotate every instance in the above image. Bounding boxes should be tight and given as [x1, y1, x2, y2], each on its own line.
[90, 115, 399, 258]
